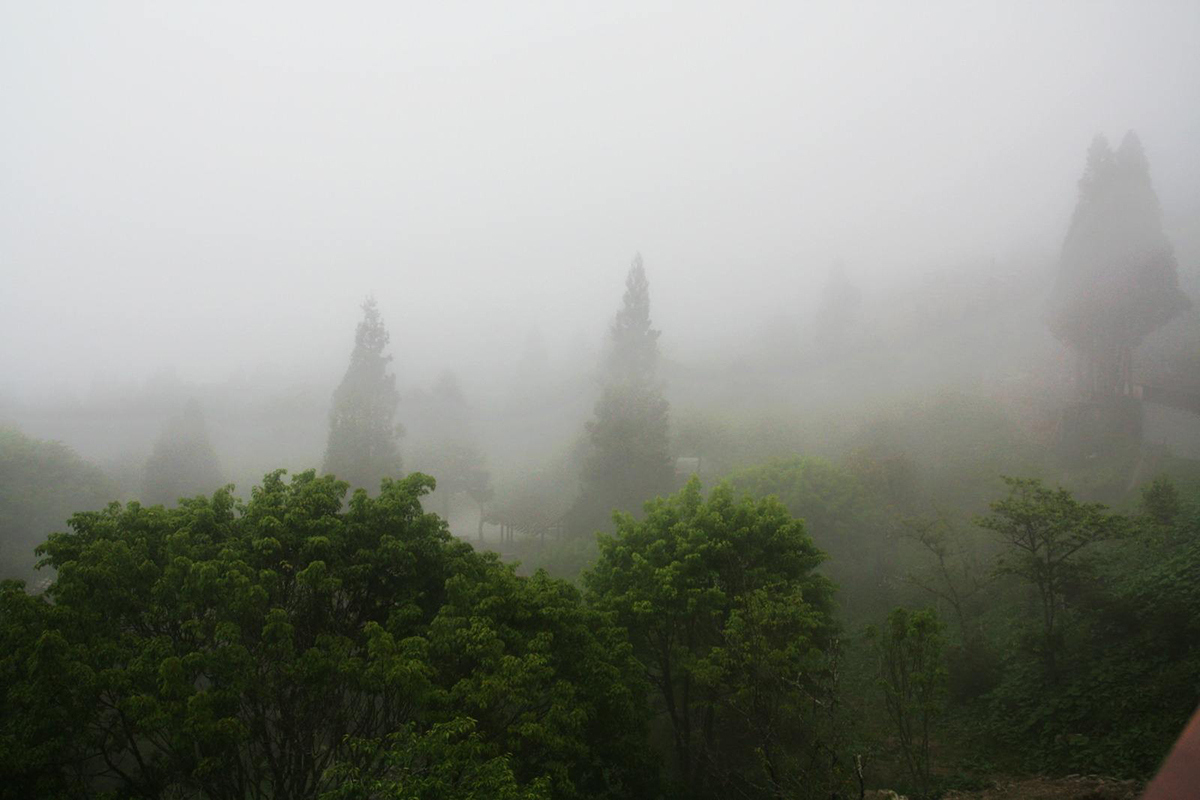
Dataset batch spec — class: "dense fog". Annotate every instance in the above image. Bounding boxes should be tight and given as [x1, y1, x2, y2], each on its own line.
[3, 4, 1200, 798]
[4, 2, 1199, 496]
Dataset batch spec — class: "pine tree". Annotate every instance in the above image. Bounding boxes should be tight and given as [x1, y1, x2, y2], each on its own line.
[605, 255, 660, 386]
[143, 399, 223, 505]
[322, 298, 403, 491]
[1050, 131, 1190, 396]
[578, 254, 674, 528]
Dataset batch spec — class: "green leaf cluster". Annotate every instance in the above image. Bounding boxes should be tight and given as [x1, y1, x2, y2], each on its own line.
[586, 476, 838, 799]
[1, 470, 654, 799]
[727, 456, 891, 618]
[977, 480, 1200, 777]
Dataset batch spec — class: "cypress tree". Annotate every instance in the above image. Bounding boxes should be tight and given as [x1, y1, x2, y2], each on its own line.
[322, 298, 403, 491]
[579, 254, 674, 528]
[1049, 131, 1190, 395]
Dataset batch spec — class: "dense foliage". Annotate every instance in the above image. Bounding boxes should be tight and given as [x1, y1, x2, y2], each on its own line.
[976, 477, 1124, 682]
[974, 480, 1200, 778]
[867, 608, 947, 795]
[587, 477, 842, 799]
[726, 457, 891, 617]
[0, 471, 653, 799]
[4, 446, 1200, 798]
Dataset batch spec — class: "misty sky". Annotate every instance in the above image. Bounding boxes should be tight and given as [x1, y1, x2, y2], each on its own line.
[3, 1, 1199, 399]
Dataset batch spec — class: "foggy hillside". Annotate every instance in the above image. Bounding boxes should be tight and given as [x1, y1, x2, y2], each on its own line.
[2, 4, 1200, 799]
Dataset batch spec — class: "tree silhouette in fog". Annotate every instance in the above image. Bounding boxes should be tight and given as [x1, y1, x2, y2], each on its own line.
[577, 254, 674, 529]
[322, 298, 403, 491]
[142, 399, 222, 505]
[1049, 131, 1189, 396]
[0, 428, 114, 582]
[408, 371, 492, 525]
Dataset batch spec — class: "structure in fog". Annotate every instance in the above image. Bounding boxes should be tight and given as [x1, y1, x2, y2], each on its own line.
[1049, 132, 1189, 398]
[322, 298, 404, 492]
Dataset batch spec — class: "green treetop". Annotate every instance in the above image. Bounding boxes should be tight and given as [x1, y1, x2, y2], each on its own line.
[976, 477, 1124, 683]
[586, 477, 838, 799]
[3, 470, 655, 799]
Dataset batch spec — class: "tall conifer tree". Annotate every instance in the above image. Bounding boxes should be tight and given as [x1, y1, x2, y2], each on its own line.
[323, 298, 403, 491]
[579, 254, 674, 528]
[1050, 132, 1189, 395]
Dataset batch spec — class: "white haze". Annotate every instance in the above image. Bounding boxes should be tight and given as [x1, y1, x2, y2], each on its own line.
[2, 0, 1199, 403]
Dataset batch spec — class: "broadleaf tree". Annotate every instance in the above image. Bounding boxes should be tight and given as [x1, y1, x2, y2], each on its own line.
[975, 477, 1124, 683]
[866, 607, 947, 796]
[586, 477, 840, 799]
[2, 470, 656, 799]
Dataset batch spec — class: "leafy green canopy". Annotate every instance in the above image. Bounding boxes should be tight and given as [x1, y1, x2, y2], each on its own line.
[866, 608, 947, 796]
[323, 298, 404, 491]
[975, 478, 1200, 778]
[725, 456, 881, 554]
[587, 477, 839, 799]
[727, 457, 891, 618]
[2, 471, 654, 799]
[976, 477, 1124, 684]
